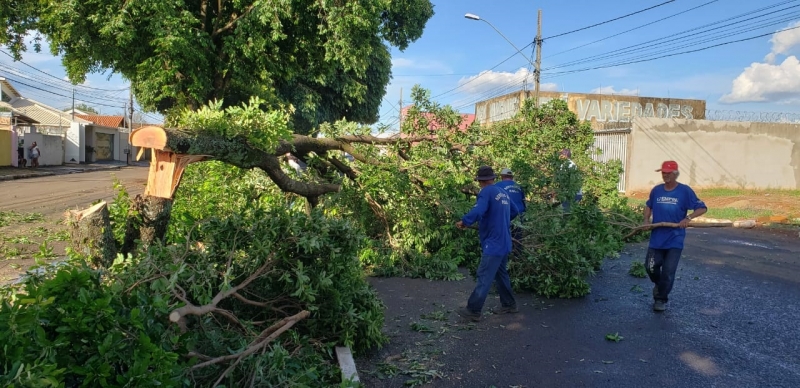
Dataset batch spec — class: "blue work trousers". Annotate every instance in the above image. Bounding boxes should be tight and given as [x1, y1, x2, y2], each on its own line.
[467, 254, 516, 313]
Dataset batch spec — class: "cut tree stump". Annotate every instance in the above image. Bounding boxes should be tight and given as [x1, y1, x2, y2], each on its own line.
[127, 125, 211, 247]
[67, 201, 117, 268]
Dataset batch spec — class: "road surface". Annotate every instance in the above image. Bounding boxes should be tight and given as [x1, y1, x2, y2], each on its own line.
[357, 226, 800, 387]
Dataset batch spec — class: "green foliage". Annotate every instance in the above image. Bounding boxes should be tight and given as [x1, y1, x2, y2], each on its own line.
[155, 162, 386, 385]
[605, 332, 624, 342]
[629, 262, 648, 278]
[0, 211, 44, 227]
[1, 0, 434, 133]
[32, 241, 56, 260]
[107, 177, 132, 245]
[0, 261, 184, 387]
[169, 97, 293, 151]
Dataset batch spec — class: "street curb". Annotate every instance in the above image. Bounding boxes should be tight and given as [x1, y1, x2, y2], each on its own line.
[0, 171, 55, 181]
[0, 165, 126, 182]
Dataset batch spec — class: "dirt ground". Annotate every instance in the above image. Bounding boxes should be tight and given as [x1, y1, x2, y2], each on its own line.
[627, 189, 800, 221]
[0, 167, 148, 283]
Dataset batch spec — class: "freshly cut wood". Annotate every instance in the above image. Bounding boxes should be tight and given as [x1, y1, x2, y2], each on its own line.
[733, 220, 757, 228]
[67, 201, 117, 268]
[624, 220, 733, 239]
[130, 125, 168, 151]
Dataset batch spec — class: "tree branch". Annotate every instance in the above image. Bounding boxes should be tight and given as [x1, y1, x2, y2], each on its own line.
[189, 310, 311, 373]
[212, 3, 257, 37]
[169, 257, 275, 328]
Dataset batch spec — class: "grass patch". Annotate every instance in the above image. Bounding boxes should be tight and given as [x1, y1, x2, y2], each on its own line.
[704, 207, 773, 220]
[696, 188, 800, 198]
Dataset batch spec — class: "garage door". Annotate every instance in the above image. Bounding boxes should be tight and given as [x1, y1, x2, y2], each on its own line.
[95, 133, 114, 160]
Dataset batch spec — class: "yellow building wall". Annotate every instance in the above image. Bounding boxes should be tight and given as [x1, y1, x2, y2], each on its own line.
[0, 129, 11, 166]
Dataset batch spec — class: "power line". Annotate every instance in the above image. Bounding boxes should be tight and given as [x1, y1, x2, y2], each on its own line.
[542, 24, 800, 76]
[546, 11, 800, 73]
[543, 0, 676, 40]
[3, 75, 135, 109]
[431, 42, 533, 100]
[542, 1, 800, 71]
[545, 0, 721, 58]
[0, 49, 130, 92]
[0, 65, 130, 104]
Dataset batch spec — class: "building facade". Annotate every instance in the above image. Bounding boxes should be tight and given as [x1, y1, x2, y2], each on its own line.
[474, 90, 706, 130]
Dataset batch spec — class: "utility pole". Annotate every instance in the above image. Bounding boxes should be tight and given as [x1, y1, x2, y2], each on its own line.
[398, 87, 403, 131]
[534, 9, 543, 108]
[129, 87, 134, 129]
[71, 88, 75, 120]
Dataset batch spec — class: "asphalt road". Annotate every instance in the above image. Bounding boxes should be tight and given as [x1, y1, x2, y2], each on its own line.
[357, 227, 800, 388]
[0, 166, 148, 215]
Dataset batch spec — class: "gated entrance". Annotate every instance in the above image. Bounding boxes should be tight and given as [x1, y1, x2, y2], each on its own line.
[591, 129, 630, 192]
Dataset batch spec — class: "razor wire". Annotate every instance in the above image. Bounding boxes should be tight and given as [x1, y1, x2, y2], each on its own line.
[704, 109, 800, 123]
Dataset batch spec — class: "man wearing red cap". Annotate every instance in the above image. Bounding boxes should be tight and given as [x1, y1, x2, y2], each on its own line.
[643, 161, 707, 312]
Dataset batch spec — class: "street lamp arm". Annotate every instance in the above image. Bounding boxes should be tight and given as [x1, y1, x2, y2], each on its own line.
[465, 13, 536, 70]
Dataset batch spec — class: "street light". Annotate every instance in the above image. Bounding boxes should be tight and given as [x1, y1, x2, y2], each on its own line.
[464, 13, 535, 69]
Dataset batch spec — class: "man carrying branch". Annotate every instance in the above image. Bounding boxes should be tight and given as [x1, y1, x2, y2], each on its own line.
[643, 161, 707, 312]
[456, 166, 519, 322]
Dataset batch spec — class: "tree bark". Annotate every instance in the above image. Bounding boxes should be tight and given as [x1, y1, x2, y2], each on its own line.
[134, 194, 174, 247]
[67, 201, 118, 268]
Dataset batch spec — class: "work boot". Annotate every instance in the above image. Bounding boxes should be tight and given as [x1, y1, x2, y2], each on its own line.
[457, 307, 481, 322]
[494, 305, 519, 314]
[653, 300, 666, 312]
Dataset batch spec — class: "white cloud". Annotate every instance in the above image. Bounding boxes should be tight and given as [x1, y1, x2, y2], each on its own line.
[765, 21, 800, 63]
[589, 86, 639, 95]
[720, 56, 800, 103]
[455, 68, 557, 95]
[391, 57, 451, 73]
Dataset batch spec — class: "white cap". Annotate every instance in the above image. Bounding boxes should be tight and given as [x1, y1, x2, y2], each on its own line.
[500, 168, 513, 176]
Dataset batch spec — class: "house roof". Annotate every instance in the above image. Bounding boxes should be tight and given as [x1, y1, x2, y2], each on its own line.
[400, 106, 476, 132]
[8, 97, 91, 126]
[0, 101, 40, 124]
[75, 114, 126, 128]
[0, 77, 22, 100]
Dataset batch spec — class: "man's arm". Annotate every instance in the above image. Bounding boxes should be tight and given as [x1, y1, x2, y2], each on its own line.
[457, 191, 488, 228]
[643, 206, 652, 225]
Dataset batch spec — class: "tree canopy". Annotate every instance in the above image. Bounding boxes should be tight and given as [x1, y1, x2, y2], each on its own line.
[1, 0, 434, 134]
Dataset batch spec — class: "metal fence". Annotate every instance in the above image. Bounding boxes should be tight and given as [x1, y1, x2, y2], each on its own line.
[591, 129, 630, 192]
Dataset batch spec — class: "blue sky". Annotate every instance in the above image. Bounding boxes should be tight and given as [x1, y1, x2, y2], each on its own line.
[2, 0, 799, 128]
[377, 0, 800, 128]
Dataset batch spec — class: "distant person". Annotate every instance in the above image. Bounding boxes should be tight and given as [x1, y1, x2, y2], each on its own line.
[559, 148, 583, 212]
[28, 142, 40, 168]
[17, 145, 27, 167]
[456, 166, 519, 322]
[494, 168, 526, 253]
[643, 160, 707, 312]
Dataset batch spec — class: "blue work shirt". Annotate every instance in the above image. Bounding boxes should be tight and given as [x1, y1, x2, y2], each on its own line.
[495, 180, 526, 216]
[462, 184, 519, 256]
[646, 183, 707, 249]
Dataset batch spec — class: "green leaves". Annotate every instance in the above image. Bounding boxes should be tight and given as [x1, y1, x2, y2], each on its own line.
[0, 263, 183, 387]
[171, 97, 292, 151]
[2, 0, 434, 133]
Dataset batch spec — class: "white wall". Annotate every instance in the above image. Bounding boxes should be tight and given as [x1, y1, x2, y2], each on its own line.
[65, 122, 84, 163]
[628, 117, 800, 191]
[22, 133, 63, 166]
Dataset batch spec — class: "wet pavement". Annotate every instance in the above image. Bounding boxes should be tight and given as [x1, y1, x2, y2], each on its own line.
[356, 227, 800, 387]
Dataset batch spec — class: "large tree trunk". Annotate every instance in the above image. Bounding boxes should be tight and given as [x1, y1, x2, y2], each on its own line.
[133, 194, 174, 247]
[67, 201, 118, 268]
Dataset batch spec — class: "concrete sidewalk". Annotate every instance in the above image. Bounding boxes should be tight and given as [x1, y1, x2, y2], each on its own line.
[0, 161, 148, 181]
